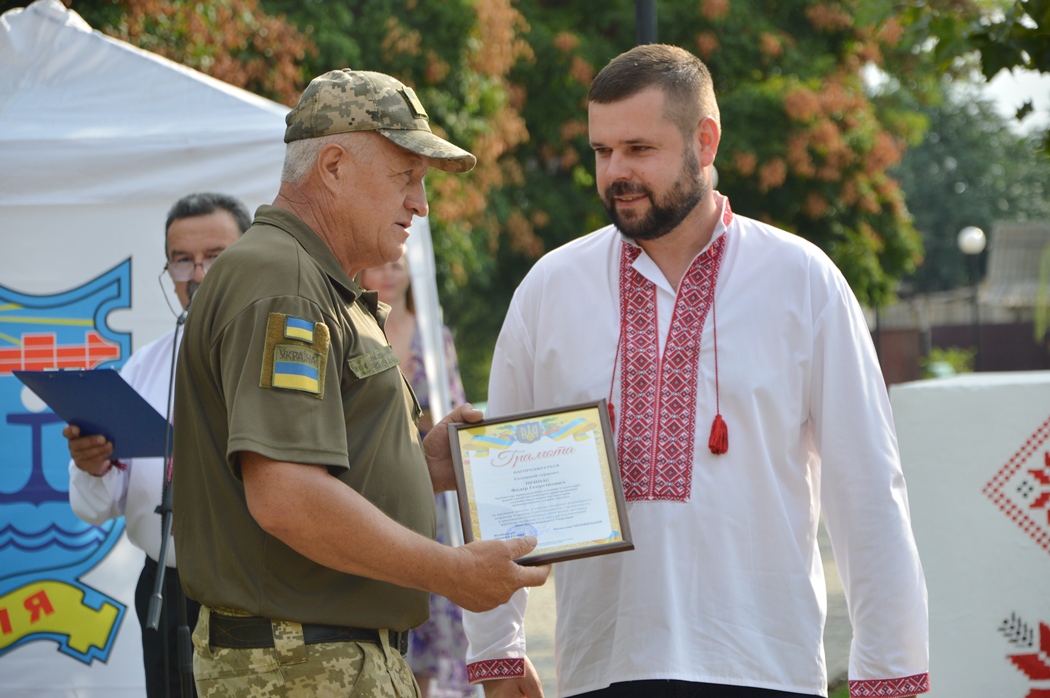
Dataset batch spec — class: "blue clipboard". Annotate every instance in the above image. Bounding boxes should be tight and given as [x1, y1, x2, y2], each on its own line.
[14, 369, 169, 459]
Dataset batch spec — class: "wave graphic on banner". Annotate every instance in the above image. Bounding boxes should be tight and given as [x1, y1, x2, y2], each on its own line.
[0, 522, 109, 552]
[0, 260, 131, 664]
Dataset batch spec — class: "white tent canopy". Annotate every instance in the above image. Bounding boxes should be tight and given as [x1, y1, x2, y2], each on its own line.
[0, 0, 290, 207]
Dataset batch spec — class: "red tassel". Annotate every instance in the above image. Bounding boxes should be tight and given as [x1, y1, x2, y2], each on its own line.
[707, 291, 726, 455]
[607, 402, 616, 434]
[708, 414, 728, 455]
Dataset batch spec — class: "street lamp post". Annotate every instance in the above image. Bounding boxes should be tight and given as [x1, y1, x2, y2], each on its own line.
[635, 0, 657, 44]
[957, 226, 987, 371]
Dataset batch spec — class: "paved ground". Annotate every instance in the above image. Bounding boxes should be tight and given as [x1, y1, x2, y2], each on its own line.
[521, 522, 852, 696]
[819, 521, 853, 687]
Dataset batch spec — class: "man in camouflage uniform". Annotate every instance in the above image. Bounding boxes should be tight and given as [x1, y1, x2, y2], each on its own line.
[172, 69, 549, 698]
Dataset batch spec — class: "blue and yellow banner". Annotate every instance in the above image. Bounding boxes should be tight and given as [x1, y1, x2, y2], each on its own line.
[1, 260, 131, 664]
[0, 580, 123, 660]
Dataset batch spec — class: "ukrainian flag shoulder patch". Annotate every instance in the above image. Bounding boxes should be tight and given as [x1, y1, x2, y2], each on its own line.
[261, 312, 329, 399]
[273, 344, 321, 393]
[284, 316, 315, 343]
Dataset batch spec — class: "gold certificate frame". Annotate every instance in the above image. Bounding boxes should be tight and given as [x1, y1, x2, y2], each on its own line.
[447, 399, 633, 566]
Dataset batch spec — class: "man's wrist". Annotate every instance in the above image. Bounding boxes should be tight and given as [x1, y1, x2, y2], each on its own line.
[85, 459, 127, 478]
[86, 461, 112, 477]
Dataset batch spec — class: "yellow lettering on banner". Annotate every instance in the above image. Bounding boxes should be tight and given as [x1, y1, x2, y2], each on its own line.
[0, 580, 119, 653]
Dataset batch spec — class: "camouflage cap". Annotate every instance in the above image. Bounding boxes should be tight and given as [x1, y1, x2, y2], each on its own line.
[284, 69, 477, 174]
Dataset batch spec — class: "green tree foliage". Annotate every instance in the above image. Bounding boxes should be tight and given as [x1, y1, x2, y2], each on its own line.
[971, 0, 1050, 152]
[73, 0, 314, 106]
[893, 93, 1050, 293]
[922, 346, 975, 376]
[878, 0, 1050, 153]
[50, 0, 973, 398]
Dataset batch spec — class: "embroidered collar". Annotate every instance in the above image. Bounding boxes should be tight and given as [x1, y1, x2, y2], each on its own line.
[611, 195, 733, 502]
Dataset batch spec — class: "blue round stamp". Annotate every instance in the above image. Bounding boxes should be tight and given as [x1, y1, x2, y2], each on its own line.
[506, 523, 538, 538]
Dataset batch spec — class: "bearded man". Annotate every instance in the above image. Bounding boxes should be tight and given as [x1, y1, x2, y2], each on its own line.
[463, 44, 929, 698]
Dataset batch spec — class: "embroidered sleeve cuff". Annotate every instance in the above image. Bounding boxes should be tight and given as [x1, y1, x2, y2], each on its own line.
[849, 672, 930, 697]
[466, 658, 526, 684]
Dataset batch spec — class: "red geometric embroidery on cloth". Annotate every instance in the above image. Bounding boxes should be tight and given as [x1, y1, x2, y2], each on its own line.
[615, 231, 728, 502]
[848, 672, 930, 697]
[466, 658, 525, 683]
[983, 414, 1050, 555]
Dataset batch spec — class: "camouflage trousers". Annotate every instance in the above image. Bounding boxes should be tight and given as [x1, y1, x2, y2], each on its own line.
[192, 606, 419, 698]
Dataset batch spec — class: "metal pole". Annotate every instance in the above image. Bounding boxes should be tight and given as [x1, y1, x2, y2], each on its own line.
[635, 0, 657, 45]
[957, 226, 986, 373]
[971, 255, 981, 372]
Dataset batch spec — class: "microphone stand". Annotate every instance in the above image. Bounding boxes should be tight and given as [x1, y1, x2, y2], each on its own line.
[147, 298, 194, 698]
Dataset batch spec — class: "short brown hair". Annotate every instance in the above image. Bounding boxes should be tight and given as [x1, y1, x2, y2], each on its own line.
[588, 44, 720, 137]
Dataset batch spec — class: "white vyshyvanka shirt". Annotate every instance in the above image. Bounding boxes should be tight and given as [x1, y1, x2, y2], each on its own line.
[69, 328, 181, 567]
[465, 194, 929, 697]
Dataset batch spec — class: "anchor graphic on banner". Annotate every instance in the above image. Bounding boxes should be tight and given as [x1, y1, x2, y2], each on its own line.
[0, 260, 131, 664]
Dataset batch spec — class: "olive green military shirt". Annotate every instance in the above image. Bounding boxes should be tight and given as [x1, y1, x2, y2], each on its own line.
[173, 205, 435, 631]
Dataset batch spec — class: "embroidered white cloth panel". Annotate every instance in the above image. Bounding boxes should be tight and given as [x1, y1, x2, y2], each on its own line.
[893, 372, 1050, 697]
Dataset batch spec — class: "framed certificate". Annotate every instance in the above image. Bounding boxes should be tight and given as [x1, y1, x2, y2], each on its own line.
[447, 399, 633, 566]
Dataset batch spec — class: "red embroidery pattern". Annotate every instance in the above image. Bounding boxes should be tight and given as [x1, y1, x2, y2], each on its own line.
[848, 672, 930, 696]
[1008, 621, 1050, 684]
[616, 234, 727, 502]
[466, 658, 525, 683]
[983, 414, 1050, 555]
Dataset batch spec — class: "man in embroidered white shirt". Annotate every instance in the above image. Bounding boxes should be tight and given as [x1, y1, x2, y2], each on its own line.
[463, 44, 928, 698]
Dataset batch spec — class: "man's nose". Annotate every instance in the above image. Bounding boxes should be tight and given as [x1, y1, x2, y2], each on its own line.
[406, 179, 429, 219]
[605, 151, 633, 181]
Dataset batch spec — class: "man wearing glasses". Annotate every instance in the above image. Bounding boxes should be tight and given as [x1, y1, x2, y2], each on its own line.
[64, 192, 250, 698]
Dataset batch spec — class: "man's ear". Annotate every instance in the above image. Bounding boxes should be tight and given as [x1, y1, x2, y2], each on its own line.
[316, 143, 348, 194]
[697, 116, 720, 168]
